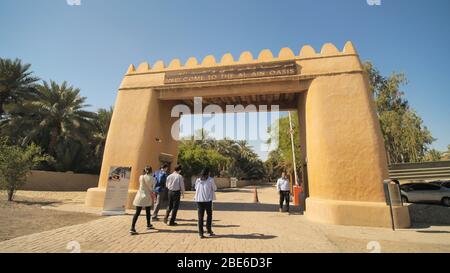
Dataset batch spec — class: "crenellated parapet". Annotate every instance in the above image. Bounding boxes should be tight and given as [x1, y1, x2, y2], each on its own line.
[119, 41, 363, 90]
[125, 41, 358, 75]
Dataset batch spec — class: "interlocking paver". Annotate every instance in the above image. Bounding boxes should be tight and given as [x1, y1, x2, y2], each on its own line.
[1, 185, 450, 253]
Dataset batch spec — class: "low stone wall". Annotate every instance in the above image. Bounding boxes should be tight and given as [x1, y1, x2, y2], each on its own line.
[188, 177, 261, 190]
[22, 171, 99, 192]
[189, 177, 230, 189]
[236, 179, 262, 188]
[215, 177, 231, 189]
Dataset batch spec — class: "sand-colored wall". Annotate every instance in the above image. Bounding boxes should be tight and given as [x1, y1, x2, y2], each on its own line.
[85, 87, 180, 207]
[304, 73, 388, 202]
[96, 89, 179, 191]
[22, 171, 99, 192]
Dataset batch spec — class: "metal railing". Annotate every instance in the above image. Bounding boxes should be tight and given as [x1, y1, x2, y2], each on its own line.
[389, 161, 450, 182]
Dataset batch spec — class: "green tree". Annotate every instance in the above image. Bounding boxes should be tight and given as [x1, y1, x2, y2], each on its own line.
[91, 107, 113, 165]
[178, 140, 229, 180]
[178, 130, 266, 181]
[423, 149, 442, 162]
[442, 145, 450, 161]
[0, 58, 39, 117]
[364, 62, 434, 164]
[227, 140, 266, 180]
[264, 149, 284, 181]
[1, 81, 96, 172]
[0, 138, 50, 201]
[75, 106, 114, 174]
[266, 113, 302, 180]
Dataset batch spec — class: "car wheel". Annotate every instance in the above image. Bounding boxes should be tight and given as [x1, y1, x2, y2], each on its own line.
[401, 196, 409, 204]
[442, 197, 450, 207]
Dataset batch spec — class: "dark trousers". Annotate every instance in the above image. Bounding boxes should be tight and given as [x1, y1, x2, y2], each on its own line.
[279, 191, 290, 211]
[131, 206, 151, 230]
[165, 190, 181, 224]
[197, 201, 213, 235]
[153, 188, 168, 218]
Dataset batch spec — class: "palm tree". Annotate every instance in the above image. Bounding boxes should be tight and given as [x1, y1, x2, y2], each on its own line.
[0, 58, 39, 117]
[225, 140, 265, 180]
[2, 80, 96, 171]
[265, 149, 285, 180]
[178, 131, 266, 180]
[193, 128, 215, 149]
[92, 107, 113, 159]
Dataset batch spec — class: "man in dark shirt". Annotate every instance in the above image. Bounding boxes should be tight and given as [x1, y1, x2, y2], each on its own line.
[152, 164, 169, 220]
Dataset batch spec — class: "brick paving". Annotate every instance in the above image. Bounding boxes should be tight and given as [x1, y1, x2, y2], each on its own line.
[1, 185, 450, 253]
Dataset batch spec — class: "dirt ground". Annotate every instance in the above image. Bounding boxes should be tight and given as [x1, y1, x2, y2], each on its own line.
[0, 192, 102, 242]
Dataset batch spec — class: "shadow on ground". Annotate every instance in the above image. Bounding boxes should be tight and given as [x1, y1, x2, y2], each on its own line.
[12, 200, 62, 206]
[213, 233, 276, 240]
[179, 201, 302, 213]
[179, 201, 305, 214]
[133, 230, 277, 240]
[172, 223, 240, 228]
[407, 203, 450, 231]
[177, 218, 221, 223]
[216, 184, 275, 193]
[415, 230, 450, 234]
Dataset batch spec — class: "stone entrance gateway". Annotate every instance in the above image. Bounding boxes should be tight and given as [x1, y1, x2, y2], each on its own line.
[85, 41, 410, 228]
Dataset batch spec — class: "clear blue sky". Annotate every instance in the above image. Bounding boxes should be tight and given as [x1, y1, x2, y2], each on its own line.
[1, 0, 449, 159]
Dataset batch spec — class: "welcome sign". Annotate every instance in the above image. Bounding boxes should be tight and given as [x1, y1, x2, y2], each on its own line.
[102, 166, 132, 216]
[164, 60, 298, 84]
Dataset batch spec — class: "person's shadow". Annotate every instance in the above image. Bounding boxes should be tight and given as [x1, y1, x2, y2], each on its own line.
[131, 230, 277, 240]
[173, 223, 240, 228]
[212, 233, 276, 240]
[133, 229, 199, 235]
[177, 218, 221, 223]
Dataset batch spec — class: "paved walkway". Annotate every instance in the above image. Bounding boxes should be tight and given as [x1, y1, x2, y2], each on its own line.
[1, 185, 450, 253]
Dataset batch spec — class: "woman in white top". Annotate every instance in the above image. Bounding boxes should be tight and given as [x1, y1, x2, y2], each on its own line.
[194, 168, 217, 239]
[130, 166, 156, 235]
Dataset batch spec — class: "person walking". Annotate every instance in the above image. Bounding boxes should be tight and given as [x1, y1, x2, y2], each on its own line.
[164, 165, 185, 226]
[194, 168, 217, 239]
[276, 172, 291, 213]
[152, 164, 169, 221]
[130, 166, 156, 235]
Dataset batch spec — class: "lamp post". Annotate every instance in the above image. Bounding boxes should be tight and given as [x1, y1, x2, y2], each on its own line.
[288, 111, 299, 186]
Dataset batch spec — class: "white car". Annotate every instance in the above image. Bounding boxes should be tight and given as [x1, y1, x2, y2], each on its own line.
[400, 183, 450, 207]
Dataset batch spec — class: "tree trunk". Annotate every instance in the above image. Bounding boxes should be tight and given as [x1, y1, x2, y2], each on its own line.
[0, 102, 4, 117]
[49, 127, 58, 154]
[7, 188, 14, 202]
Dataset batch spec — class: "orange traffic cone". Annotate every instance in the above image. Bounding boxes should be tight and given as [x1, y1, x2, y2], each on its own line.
[253, 186, 259, 203]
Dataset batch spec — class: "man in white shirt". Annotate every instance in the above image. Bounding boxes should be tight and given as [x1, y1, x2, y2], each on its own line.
[194, 168, 217, 239]
[164, 165, 185, 226]
[276, 172, 291, 213]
